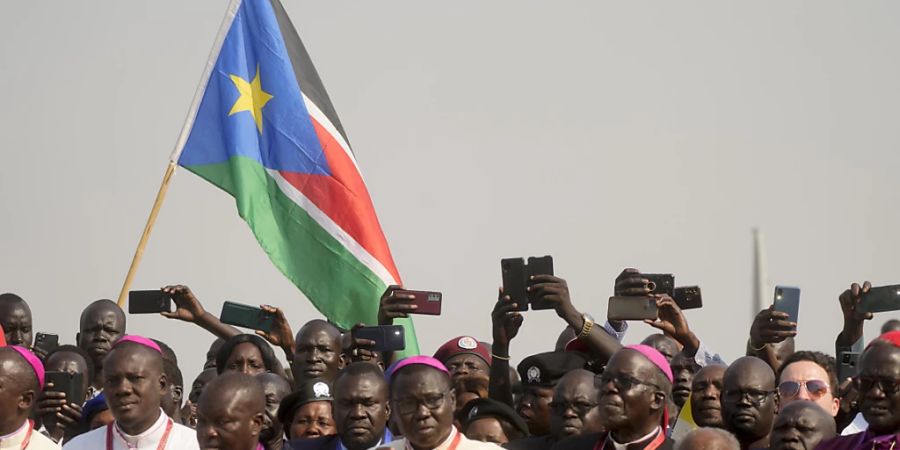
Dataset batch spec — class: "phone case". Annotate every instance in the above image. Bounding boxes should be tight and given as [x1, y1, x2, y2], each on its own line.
[860, 285, 900, 314]
[355, 325, 405, 352]
[34, 333, 59, 354]
[128, 290, 172, 314]
[527, 256, 555, 310]
[838, 351, 860, 381]
[773, 286, 801, 324]
[401, 290, 442, 315]
[607, 296, 658, 321]
[45, 371, 85, 406]
[220, 301, 274, 333]
[644, 274, 675, 298]
[673, 286, 703, 310]
[501, 258, 529, 311]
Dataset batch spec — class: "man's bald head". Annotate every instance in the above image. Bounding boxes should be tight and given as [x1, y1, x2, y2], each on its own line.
[722, 357, 776, 446]
[197, 372, 266, 450]
[769, 401, 836, 450]
[676, 427, 740, 450]
[293, 319, 344, 382]
[0, 347, 40, 434]
[641, 334, 679, 362]
[105, 341, 164, 376]
[78, 300, 126, 373]
[0, 294, 33, 347]
[79, 299, 125, 328]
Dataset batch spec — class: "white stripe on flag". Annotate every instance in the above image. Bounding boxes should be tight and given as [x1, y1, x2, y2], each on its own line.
[267, 168, 397, 288]
[301, 92, 363, 177]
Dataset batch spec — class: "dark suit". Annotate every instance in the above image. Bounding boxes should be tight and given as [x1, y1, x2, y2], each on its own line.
[505, 436, 554, 450]
[287, 435, 341, 450]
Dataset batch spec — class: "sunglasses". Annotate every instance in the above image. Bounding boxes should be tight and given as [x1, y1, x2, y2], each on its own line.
[778, 380, 829, 399]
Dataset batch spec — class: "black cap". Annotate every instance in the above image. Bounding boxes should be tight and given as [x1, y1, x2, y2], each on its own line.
[517, 351, 587, 387]
[276, 379, 333, 425]
[458, 397, 529, 438]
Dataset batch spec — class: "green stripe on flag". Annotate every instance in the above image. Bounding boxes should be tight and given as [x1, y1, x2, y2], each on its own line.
[185, 156, 420, 356]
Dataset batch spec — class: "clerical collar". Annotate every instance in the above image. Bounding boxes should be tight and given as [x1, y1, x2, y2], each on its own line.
[339, 428, 392, 450]
[115, 408, 167, 445]
[610, 427, 660, 450]
[0, 421, 28, 441]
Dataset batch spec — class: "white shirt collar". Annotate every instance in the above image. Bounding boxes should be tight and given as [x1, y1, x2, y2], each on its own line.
[0, 421, 28, 441]
[114, 408, 169, 447]
[610, 427, 661, 450]
[404, 426, 457, 450]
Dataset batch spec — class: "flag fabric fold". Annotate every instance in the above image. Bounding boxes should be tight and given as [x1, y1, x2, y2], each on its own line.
[176, 0, 418, 354]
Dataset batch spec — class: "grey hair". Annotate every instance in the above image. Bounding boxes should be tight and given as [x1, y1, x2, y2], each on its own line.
[675, 427, 740, 450]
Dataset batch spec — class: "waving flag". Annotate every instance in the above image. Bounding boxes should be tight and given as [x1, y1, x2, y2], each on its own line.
[175, 0, 418, 353]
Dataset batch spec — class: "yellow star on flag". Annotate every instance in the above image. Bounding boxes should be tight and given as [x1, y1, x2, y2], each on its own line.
[228, 65, 273, 133]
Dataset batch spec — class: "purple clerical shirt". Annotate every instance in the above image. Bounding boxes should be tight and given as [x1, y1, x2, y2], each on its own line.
[816, 431, 900, 450]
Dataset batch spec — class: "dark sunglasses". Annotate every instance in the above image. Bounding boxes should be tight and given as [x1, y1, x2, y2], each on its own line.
[778, 380, 829, 399]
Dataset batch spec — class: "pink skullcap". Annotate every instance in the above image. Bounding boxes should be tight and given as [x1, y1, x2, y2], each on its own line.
[113, 335, 162, 354]
[868, 331, 900, 349]
[10, 345, 45, 389]
[624, 344, 673, 383]
[386, 355, 449, 382]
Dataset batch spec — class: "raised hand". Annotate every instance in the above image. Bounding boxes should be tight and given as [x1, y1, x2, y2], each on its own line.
[645, 295, 700, 354]
[614, 268, 651, 296]
[837, 281, 873, 348]
[750, 305, 797, 346]
[346, 323, 380, 363]
[528, 274, 577, 320]
[491, 289, 524, 347]
[377, 285, 417, 325]
[160, 285, 206, 323]
[256, 305, 294, 355]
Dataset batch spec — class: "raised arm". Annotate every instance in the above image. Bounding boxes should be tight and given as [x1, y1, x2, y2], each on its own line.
[160, 285, 240, 339]
[488, 288, 523, 407]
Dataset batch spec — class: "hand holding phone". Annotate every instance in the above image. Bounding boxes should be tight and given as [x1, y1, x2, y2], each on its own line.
[643, 274, 675, 298]
[773, 286, 801, 324]
[859, 284, 900, 315]
[354, 325, 405, 352]
[378, 286, 418, 325]
[33, 332, 59, 357]
[394, 289, 442, 315]
[220, 301, 275, 333]
[673, 286, 703, 310]
[129, 290, 173, 314]
[501, 258, 528, 312]
[607, 296, 658, 321]
[526, 256, 555, 310]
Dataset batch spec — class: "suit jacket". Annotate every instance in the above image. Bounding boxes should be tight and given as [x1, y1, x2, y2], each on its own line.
[287, 435, 340, 450]
[504, 436, 554, 450]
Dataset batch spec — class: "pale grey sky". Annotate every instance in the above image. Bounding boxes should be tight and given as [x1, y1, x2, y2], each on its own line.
[2, 1, 900, 386]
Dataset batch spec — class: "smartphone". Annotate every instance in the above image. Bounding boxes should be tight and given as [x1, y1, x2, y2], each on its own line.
[644, 274, 675, 297]
[607, 296, 658, 321]
[33, 332, 59, 355]
[501, 258, 529, 312]
[128, 290, 173, 314]
[859, 285, 900, 315]
[397, 289, 442, 315]
[773, 286, 801, 324]
[354, 325, 405, 352]
[527, 256, 555, 310]
[44, 371, 85, 404]
[220, 301, 274, 333]
[838, 351, 861, 381]
[673, 286, 703, 310]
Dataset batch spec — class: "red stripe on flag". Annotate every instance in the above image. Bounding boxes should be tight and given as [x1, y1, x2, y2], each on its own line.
[279, 117, 402, 285]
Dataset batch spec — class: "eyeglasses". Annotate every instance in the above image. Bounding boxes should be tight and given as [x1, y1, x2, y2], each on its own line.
[723, 388, 775, 406]
[549, 400, 598, 416]
[392, 391, 449, 415]
[778, 380, 830, 400]
[857, 376, 900, 395]
[595, 373, 659, 392]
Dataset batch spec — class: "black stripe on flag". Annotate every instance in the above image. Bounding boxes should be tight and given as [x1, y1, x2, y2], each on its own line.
[268, 0, 352, 150]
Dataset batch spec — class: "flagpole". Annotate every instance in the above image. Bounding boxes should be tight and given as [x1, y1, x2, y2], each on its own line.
[115, 161, 177, 308]
[115, 0, 243, 308]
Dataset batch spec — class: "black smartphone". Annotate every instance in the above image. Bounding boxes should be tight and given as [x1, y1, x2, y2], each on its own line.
[773, 286, 801, 324]
[396, 290, 442, 315]
[527, 255, 555, 310]
[607, 296, 658, 321]
[220, 301, 274, 333]
[501, 258, 529, 312]
[33, 332, 59, 355]
[838, 351, 861, 381]
[673, 286, 703, 310]
[859, 285, 900, 315]
[354, 325, 405, 352]
[45, 371, 85, 404]
[644, 274, 675, 297]
[128, 290, 173, 314]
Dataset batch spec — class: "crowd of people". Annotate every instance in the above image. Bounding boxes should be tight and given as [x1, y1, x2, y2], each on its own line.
[0, 270, 898, 450]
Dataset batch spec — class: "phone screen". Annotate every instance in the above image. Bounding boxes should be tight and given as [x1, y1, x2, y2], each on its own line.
[128, 290, 172, 314]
